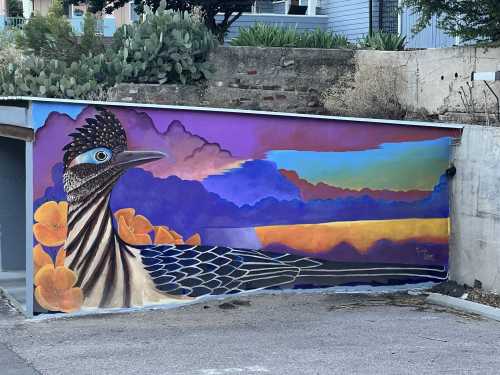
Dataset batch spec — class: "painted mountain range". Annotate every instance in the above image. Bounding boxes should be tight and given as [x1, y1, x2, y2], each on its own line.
[36, 163, 449, 244]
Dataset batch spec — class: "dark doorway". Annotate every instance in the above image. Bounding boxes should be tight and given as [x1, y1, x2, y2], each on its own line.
[0, 136, 26, 309]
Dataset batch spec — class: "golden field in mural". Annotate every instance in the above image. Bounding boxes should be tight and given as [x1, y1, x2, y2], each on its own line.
[255, 218, 449, 254]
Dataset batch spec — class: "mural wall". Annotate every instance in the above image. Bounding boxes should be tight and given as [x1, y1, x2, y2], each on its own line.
[31, 102, 460, 314]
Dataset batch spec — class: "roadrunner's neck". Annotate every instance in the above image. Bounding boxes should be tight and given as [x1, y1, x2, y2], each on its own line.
[64, 177, 135, 308]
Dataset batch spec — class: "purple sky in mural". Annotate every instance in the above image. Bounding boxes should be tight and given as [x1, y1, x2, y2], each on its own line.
[33, 105, 460, 199]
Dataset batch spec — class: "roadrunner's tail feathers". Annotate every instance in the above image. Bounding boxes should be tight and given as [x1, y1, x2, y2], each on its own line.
[139, 244, 448, 298]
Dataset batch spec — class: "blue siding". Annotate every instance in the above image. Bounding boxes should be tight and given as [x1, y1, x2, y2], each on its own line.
[400, 7, 456, 48]
[321, 0, 369, 41]
[273, 1, 287, 14]
[255, 0, 275, 13]
[69, 17, 116, 37]
[219, 14, 329, 42]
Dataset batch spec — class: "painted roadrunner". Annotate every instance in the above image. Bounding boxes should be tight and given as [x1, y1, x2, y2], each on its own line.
[63, 108, 448, 309]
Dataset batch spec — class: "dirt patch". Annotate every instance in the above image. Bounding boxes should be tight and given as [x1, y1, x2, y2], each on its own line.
[325, 292, 482, 320]
[467, 289, 500, 308]
[431, 281, 500, 309]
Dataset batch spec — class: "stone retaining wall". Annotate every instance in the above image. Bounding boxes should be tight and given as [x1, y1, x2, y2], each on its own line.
[109, 46, 500, 122]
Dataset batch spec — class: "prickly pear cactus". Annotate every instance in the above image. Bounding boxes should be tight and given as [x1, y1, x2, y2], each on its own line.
[113, 5, 218, 84]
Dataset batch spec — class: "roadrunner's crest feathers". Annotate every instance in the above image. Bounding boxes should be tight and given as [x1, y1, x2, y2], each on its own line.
[62, 108, 448, 309]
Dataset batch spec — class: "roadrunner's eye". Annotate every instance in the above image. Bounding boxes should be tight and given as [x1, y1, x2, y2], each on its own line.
[95, 150, 109, 162]
[69, 147, 112, 167]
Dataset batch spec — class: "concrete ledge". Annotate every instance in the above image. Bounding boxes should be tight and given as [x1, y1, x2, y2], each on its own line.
[426, 293, 500, 322]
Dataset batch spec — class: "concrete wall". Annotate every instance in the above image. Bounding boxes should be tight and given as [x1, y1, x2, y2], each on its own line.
[0, 136, 26, 271]
[450, 126, 500, 293]
[352, 47, 500, 118]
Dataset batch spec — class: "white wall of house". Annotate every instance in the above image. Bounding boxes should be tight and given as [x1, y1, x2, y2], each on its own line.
[0, 0, 7, 16]
[22, 0, 33, 17]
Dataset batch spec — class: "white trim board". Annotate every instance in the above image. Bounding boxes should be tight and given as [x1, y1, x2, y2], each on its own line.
[0, 96, 464, 130]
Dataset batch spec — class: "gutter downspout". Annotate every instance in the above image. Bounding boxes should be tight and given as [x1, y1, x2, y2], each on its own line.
[368, 0, 373, 36]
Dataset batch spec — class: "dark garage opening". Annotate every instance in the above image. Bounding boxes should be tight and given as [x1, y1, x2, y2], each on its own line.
[0, 135, 26, 309]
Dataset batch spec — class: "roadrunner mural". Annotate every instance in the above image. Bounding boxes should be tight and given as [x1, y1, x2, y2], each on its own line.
[32, 103, 459, 313]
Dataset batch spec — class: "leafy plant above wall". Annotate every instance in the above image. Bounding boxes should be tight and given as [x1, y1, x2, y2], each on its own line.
[230, 23, 351, 49]
[15, 0, 104, 63]
[358, 32, 407, 51]
[0, 54, 115, 100]
[111, 5, 218, 84]
[0, 6, 217, 99]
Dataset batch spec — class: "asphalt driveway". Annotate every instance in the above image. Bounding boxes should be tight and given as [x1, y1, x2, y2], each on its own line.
[0, 291, 499, 375]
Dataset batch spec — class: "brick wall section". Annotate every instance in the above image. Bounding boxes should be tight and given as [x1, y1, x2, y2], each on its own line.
[109, 46, 356, 115]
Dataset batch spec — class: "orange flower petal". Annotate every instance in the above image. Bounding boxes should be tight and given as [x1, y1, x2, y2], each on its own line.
[33, 244, 53, 275]
[34, 264, 55, 288]
[132, 215, 153, 235]
[55, 247, 66, 267]
[35, 285, 60, 311]
[58, 288, 83, 313]
[132, 233, 153, 245]
[57, 201, 69, 227]
[54, 266, 77, 290]
[169, 230, 183, 240]
[154, 226, 175, 244]
[34, 201, 61, 226]
[117, 216, 138, 244]
[114, 208, 135, 227]
[153, 225, 168, 236]
[33, 222, 67, 247]
[185, 233, 201, 246]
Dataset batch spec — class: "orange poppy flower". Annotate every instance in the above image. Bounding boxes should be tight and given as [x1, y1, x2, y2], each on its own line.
[153, 226, 184, 245]
[33, 244, 65, 275]
[34, 264, 83, 313]
[33, 201, 68, 247]
[153, 226, 202, 246]
[115, 208, 154, 245]
[185, 233, 201, 246]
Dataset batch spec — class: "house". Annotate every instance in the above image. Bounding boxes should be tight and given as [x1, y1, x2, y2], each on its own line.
[0, 0, 456, 48]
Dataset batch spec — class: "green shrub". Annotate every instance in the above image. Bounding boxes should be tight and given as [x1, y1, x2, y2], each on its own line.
[15, 0, 104, 63]
[7, 0, 23, 17]
[111, 5, 218, 84]
[80, 12, 105, 56]
[0, 7, 217, 99]
[0, 29, 24, 67]
[358, 32, 406, 51]
[0, 54, 114, 100]
[230, 23, 351, 49]
[16, 0, 80, 62]
[296, 28, 351, 49]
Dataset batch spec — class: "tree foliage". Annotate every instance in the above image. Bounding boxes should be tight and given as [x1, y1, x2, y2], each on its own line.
[7, 0, 24, 17]
[16, 0, 104, 62]
[76, 0, 253, 41]
[402, 0, 500, 43]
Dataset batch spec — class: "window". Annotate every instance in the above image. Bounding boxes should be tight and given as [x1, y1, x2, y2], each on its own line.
[129, 1, 140, 22]
[71, 4, 87, 18]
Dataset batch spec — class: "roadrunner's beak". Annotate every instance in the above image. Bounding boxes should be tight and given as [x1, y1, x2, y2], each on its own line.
[113, 150, 166, 169]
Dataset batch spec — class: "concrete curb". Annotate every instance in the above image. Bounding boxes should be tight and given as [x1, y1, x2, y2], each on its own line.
[426, 293, 500, 322]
